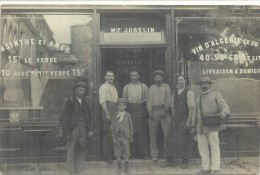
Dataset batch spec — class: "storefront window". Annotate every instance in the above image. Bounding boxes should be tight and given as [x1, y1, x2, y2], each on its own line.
[0, 14, 94, 158]
[176, 16, 260, 113]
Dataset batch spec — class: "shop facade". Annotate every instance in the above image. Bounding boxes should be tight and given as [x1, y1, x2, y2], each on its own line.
[0, 5, 259, 162]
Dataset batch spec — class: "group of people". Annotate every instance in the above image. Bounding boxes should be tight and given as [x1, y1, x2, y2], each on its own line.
[60, 66, 230, 175]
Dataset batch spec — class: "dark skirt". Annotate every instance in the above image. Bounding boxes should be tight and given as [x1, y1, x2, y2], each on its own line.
[165, 115, 193, 160]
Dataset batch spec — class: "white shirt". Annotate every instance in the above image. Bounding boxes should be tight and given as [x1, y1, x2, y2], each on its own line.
[123, 82, 149, 104]
[99, 82, 118, 104]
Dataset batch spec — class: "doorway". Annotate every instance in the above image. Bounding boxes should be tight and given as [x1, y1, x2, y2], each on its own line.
[101, 48, 166, 97]
[100, 47, 166, 158]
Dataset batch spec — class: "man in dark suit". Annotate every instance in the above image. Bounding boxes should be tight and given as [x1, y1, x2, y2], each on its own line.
[60, 82, 93, 174]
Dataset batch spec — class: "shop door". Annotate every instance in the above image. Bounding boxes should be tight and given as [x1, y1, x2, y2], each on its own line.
[100, 47, 167, 158]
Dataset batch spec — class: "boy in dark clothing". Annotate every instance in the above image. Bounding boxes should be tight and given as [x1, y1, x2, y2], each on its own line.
[111, 98, 133, 174]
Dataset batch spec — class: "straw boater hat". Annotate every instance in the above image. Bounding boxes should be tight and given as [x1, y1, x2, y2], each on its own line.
[196, 77, 214, 85]
[117, 98, 127, 104]
[73, 82, 87, 90]
[153, 70, 164, 77]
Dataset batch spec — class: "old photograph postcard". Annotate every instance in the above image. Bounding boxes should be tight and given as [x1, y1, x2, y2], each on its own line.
[0, 2, 259, 175]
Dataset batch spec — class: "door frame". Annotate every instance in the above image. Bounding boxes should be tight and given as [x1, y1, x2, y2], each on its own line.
[94, 10, 175, 159]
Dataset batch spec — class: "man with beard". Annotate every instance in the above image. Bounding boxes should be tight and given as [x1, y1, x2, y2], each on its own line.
[162, 75, 194, 169]
[192, 77, 230, 175]
[123, 66, 149, 158]
[148, 70, 171, 162]
[99, 70, 118, 163]
[60, 82, 93, 174]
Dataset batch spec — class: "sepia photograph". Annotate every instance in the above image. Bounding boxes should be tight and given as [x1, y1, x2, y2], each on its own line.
[0, 1, 259, 175]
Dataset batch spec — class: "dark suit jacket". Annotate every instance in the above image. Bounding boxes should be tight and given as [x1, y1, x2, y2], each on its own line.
[60, 96, 93, 137]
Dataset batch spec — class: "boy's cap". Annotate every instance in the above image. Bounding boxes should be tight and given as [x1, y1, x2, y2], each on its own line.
[117, 98, 127, 104]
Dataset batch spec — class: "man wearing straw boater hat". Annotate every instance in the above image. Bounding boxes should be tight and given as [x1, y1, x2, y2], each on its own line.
[60, 82, 93, 174]
[148, 70, 171, 162]
[123, 66, 149, 158]
[191, 76, 230, 175]
[99, 70, 118, 163]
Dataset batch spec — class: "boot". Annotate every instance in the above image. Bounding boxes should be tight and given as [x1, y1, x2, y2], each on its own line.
[125, 161, 130, 174]
[117, 160, 122, 174]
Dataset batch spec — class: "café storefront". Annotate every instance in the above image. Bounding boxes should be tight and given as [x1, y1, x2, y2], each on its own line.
[0, 5, 259, 162]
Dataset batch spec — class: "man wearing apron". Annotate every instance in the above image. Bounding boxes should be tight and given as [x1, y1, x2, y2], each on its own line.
[123, 66, 149, 158]
[99, 70, 118, 163]
[163, 75, 194, 169]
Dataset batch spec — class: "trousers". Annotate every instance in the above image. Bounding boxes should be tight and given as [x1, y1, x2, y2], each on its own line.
[67, 124, 86, 174]
[148, 108, 171, 158]
[102, 101, 117, 160]
[197, 131, 220, 171]
[113, 135, 130, 159]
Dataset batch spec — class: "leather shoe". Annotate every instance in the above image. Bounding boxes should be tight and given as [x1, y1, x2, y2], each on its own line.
[152, 157, 158, 162]
[182, 163, 188, 169]
[196, 170, 211, 174]
[160, 161, 174, 168]
[211, 170, 220, 174]
[105, 157, 113, 164]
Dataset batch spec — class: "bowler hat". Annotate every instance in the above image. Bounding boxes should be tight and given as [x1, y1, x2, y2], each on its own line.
[153, 70, 164, 77]
[73, 82, 87, 90]
[196, 77, 213, 85]
[117, 98, 127, 104]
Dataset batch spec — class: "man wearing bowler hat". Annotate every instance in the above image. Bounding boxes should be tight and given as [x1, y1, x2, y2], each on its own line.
[191, 77, 230, 175]
[148, 70, 171, 162]
[60, 82, 93, 174]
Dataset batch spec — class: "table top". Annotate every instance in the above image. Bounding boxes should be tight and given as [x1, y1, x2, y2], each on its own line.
[0, 127, 22, 131]
[223, 124, 257, 128]
[0, 106, 44, 110]
[23, 129, 53, 132]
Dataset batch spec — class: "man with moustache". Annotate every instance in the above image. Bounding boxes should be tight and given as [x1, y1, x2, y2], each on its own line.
[123, 66, 149, 158]
[192, 77, 230, 175]
[148, 70, 171, 162]
[99, 70, 118, 163]
[60, 82, 93, 174]
[162, 75, 194, 169]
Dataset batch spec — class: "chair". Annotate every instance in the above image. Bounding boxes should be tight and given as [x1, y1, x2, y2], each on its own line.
[52, 137, 67, 172]
[219, 131, 228, 167]
[0, 147, 21, 173]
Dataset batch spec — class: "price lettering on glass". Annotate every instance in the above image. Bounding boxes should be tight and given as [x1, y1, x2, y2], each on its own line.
[1, 69, 11, 77]
[71, 69, 84, 76]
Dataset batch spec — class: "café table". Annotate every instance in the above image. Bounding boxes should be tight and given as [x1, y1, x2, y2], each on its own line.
[222, 123, 258, 166]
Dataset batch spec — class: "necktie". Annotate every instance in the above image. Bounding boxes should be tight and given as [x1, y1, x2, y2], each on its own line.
[117, 112, 125, 122]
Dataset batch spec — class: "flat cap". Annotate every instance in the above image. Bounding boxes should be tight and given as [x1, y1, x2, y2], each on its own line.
[196, 77, 213, 85]
[153, 70, 164, 77]
[73, 82, 87, 90]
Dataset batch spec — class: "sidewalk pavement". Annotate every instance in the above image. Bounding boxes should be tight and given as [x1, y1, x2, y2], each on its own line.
[0, 157, 259, 175]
